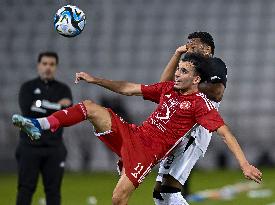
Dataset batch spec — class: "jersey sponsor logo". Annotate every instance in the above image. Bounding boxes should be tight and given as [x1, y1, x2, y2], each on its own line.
[180, 101, 191, 110]
[152, 98, 180, 132]
[150, 118, 167, 132]
[156, 98, 179, 121]
[165, 94, 171, 98]
[34, 88, 41, 94]
[156, 103, 171, 120]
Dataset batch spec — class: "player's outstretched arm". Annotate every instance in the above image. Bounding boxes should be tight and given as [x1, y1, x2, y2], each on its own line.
[75, 72, 142, 96]
[216, 125, 262, 184]
[159, 45, 187, 82]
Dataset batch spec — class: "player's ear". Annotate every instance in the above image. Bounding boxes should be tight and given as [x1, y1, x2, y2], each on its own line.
[193, 75, 201, 84]
[205, 46, 212, 56]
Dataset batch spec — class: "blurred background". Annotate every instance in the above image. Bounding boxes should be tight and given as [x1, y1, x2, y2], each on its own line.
[0, 0, 275, 204]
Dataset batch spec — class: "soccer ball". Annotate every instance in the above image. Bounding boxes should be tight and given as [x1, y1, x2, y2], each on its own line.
[54, 5, 86, 37]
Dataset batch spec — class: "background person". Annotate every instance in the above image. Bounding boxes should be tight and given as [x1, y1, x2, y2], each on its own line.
[15, 52, 72, 205]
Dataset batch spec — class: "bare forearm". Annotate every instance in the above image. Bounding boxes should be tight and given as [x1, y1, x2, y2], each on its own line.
[93, 77, 140, 96]
[160, 52, 181, 82]
[223, 134, 248, 168]
[218, 125, 248, 168]
[75, 72, 142, 96]
[217, 125, 262, 183]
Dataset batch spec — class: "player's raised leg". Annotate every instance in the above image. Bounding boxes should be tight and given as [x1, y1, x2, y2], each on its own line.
[83, 100, 112, 133]
[12, 99, 112, 139]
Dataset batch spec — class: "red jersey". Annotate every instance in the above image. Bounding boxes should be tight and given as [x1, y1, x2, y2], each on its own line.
[140, 81, 224, 158]
[98, 81, 225, 187]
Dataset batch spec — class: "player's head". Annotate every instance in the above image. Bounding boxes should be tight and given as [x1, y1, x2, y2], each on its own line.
[210, 57, 226, 71]
[186, 31, 215, 57]
[174, 53, 207, 92]
[37, 52, 59, 81]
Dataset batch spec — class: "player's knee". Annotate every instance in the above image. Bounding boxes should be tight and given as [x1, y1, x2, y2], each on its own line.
[18, 184, 36, 196]
[112, 188, 129, 205]
[162, 174, 182, 189]
[44, 187, 60, 198]
[112, 195, 122, 205]
[82, 100, 97, 118]
[112, 192, 124, 205]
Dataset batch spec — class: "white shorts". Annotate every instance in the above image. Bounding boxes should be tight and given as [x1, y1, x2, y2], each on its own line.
[156, 140, 203, 185]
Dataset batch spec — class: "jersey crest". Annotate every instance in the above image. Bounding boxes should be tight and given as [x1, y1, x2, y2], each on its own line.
[180, 101, 191, 110]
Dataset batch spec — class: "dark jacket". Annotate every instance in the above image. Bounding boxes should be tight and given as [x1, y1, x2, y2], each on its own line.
[19, 77, 72, 146]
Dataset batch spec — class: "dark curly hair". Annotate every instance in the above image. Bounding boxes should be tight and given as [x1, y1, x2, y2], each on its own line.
[188, 32, 215, 55]
[181, 53, 209, 77]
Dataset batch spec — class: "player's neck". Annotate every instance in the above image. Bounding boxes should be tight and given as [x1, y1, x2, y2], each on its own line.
[179, 87, 198, 95]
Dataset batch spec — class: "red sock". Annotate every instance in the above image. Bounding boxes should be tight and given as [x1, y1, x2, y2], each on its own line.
[47, 102, 87, 132]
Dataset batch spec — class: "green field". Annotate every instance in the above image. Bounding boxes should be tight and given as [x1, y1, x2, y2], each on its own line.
[1, 169, 274, 205]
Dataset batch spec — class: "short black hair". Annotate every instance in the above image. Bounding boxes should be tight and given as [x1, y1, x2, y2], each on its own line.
[181, 53, 209, 77]
[38, 52, 59, 64]
[188, 31, 215, 55]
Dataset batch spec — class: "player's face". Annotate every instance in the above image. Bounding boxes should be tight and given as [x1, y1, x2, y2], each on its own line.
[186, 38, 211, 57]
[174, 61, 201, 91]
[37, 56, 57, 81]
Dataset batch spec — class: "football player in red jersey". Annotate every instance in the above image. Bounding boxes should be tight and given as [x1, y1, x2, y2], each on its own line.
[12, 53, 262, 205]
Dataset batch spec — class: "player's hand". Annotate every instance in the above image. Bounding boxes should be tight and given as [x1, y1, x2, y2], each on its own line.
[175, 45, 188, 56]
[241, 162, 262, 184]
[57, 98, 72, 107]
[75, 72, 96, 84]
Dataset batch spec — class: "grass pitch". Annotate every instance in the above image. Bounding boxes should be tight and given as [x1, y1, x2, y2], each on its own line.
[0, 168, 274, 205]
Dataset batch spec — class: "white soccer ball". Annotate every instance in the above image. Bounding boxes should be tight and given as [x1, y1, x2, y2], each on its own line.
[54, 5, 86, 37]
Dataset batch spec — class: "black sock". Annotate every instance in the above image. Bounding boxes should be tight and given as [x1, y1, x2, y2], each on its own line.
[160, 185, 181, 193]
[153, 190, 164, 200]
